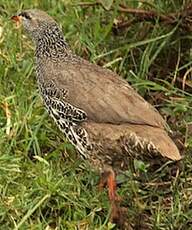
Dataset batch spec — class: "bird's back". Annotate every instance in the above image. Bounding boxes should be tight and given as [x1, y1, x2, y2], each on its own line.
[38, 57, 167, 129]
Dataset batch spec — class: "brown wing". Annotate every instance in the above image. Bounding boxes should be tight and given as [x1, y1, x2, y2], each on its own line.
[43, 59, 166, 128]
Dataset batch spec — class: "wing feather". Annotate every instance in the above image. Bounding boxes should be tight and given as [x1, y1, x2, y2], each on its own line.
[43, 59, 166, 129]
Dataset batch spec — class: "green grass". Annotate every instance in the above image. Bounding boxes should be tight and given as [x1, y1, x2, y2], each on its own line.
[0, 0, 192, 229]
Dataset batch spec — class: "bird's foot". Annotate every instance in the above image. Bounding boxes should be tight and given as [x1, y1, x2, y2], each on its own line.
[110, 201, 128, 228]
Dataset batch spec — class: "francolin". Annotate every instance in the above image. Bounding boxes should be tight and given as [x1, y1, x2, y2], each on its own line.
[12, 9, 181, 226]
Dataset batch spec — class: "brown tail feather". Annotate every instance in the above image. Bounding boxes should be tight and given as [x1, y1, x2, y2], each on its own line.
[83, 122, 181, 161]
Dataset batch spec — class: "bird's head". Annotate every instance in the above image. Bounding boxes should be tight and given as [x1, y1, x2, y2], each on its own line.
[11, 9, 59, 42]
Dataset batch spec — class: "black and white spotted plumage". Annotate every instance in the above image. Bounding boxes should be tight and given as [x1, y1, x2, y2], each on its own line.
[38, 79, 91, 158]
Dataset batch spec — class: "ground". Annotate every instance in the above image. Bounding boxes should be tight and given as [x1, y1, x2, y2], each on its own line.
[0, 0, 192, 229]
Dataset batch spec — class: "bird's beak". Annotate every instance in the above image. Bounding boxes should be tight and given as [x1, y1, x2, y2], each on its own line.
[11, 15, 22, 28]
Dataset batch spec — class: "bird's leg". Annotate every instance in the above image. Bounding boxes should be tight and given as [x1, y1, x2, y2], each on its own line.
[107, 170, 118, 201]
[99, 168, 127, 227]
[99, 168, 121, 202]
[107, 169, 122, 202]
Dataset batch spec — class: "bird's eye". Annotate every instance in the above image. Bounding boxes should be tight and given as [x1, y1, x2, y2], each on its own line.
[19, 12, 31, 20]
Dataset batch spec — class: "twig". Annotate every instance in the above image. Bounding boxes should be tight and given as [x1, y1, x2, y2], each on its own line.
[142, 181, 172, 186]
[76, 1, 192, 31]
[113, 18, 137, 30]
[76, 1, 100, 8]
[118, 4, 175, 23]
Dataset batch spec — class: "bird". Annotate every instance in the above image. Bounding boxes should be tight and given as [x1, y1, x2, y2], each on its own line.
[11, 9, 181, 227]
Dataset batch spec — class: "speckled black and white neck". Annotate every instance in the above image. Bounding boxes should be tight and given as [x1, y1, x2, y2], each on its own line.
[32, 21, 91, 158]
[34, 23, 72, 60]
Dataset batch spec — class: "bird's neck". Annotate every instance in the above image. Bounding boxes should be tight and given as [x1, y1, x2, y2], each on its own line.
[35, 25, 71, 60]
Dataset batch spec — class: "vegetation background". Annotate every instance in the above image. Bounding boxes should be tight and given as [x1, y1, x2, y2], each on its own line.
[0, 0, 191, 229]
